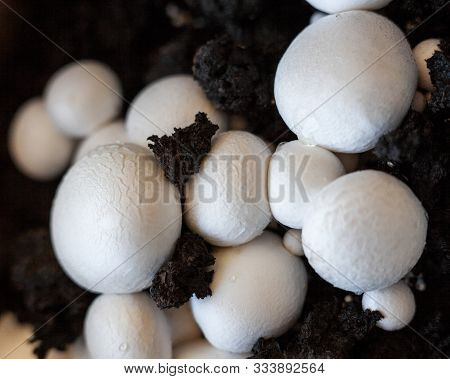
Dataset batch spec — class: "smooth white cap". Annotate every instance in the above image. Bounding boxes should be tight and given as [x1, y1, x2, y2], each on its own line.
[51, 144, 182, 294]
[305, 0, 393, 13]
[165, 303, 201, 347]
[8, 98, 74, 181]
[84, 293, 171, 359]
[302, 170, 428, 294]
[73, 120, 128, 162]
[362, 281, 416, 331]
[413, 39, 441, 91]
[185, 131, 272, 247]
[283, 229, 304, 256]
[44, 60, 122, 137]
[275, 11, 417, 153]
[269, 141, 345, 229]
[126, 74, 227, 147]
[191, 232, 308, 353]
[174, 339, 249, 359]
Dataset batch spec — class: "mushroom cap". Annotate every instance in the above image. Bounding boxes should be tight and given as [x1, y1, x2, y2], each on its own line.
[283, 229, 304, 257]
[84, 293, 171, 359]
[269, 141, 345, 229]
[165, 303, 201, 347]
[185, 131, 272, 246]
[44, 60, 122, 137]
[305, 0, 393, 13]
[191, 231, 308, 353]
[275, 11, 417, 153]
[74, 120, 128, 162]
[126, 74, 227, 147]
[362, 281, 416, 331]
[8, 98, 74, 181]
[51, 144, 182, 294]
[413, 39, 441, 91]
[174, 339, 248, 359]
[302, 170, 428, 294]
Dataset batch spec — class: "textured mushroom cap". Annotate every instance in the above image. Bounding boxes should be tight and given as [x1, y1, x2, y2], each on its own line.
[302, 170, 428, 294]
[275, 11, 417, 153]
[185, 131, 272, 246]
[305, 0, 393, 13]
[191, 232, 308, 353]
[174, 339, 248, 359]
[44, 60, 122, 137]
[269, 141, 345, 229]
[8, 98, 74, 181]
[84, 293, 171, 359]
[51, 144, 182, 294]
[362, 281, 416, 331]
[413, 39, 441, 91]
[74, 120, 128, 162]
[126, 74, 227, 147]
[165, 303, 201, 346]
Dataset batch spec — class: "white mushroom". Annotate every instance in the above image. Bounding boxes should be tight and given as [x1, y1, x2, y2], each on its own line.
[8, 98, 74, 181]
[302, 170, 428, 294]
[185, 131, 272, 247]
[275, 11, 417, 153]
[413, 39, 441, 91]
[84, 293, 171, 359]
[44, 60, 122, 137]
[191, 232, 308, 353]
[305, 0, 393, 13]
[174, 339, 249, 359]
[362, 281, 416, 331]
[283, 229, 304, 257]
[165, 303, 201, 347]
[73, 120, 128, 162]
[269, 141, 345, 229]
[51, 144, 182, 294]
[126, 74, 227, 147]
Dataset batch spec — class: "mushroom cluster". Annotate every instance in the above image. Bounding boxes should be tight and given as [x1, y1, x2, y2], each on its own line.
[6, 1, 442, 359]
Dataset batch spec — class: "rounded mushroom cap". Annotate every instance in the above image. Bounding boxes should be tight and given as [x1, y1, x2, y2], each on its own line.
[362, 281, 416, 331]
[126, 74, 227, 147]
[165, 303, 201, 347]
[185, 131, 272, 246]
[174, 339, 248, 359]
[269, 141, 345, 229]
[51, 144, 182, 294]
[283, 229, 304, 257]
[191, 231, 308, 353]
[305, 0, 393, 13]
[302, 170, 428, 294]
[84, 293, 171, 359]
[275, 11, 417, 153]
[413, 39, 441, 91]
[8, 98, 74, 181]
[411, 91, 427, 113]
[44, 60, 122, 137]
[74, 120, 128, 162]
